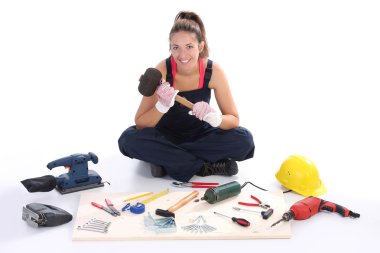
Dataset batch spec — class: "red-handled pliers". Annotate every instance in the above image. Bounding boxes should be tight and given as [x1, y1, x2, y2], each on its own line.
[172, 181, 219, 188]
[238, 195, 270, 209]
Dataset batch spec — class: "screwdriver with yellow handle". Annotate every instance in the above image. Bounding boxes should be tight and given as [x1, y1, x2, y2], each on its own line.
[214, 211, 250, 227]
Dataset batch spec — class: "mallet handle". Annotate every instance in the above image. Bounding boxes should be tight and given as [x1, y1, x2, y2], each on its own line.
[175, 95, 193, 109]
[168, 191, 199, 213]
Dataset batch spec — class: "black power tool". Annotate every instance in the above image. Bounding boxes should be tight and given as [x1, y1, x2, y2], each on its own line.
[22, 203, 72, 227]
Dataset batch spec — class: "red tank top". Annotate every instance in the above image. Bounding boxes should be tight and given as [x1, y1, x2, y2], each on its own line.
[170, 56, 205, 89]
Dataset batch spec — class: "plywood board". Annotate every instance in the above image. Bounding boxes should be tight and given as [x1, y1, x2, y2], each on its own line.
[72, 189, 291, 240]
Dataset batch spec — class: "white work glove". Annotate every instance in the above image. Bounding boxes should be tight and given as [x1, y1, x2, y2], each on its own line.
[190, 101, 222, 127]
[155, 81, 179, 113]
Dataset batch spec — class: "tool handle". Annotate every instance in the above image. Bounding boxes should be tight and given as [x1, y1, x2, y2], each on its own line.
[238, 202, 259, 207]
[105, 199, 113, 206]
[232, 217, 250, 227]
[261, 208, 274, 220]
[320, 201, 360, 218]
[250, 195, 262, 203]
[91, 202, 103, 209]
[191, 185, 216, 188]
[91, 202, 117, 216]
[175, 95, 193, 109]
[191, 182, 219, 185]
[168, 191, 199, 212]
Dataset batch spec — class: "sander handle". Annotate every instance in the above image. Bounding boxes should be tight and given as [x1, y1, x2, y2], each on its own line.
[167, 191, 199, 213]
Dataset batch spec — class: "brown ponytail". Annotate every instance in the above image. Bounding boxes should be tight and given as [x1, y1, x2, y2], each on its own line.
[169, 11, 209, 58]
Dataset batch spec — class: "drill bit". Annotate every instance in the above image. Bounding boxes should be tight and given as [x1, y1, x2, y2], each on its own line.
[271, 218, 284, 227]
[271, 211, 294, 227]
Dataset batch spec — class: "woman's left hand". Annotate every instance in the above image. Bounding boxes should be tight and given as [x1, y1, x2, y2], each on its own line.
[191, 101, 222, 127]
[191, 101, 213, 120]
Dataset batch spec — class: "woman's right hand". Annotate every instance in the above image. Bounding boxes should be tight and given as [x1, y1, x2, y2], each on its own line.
[155, 81, 179, 113]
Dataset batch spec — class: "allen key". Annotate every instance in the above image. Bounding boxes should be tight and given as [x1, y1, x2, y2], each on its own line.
[77, 226, 108, 233]
[77, 218, 111, 233]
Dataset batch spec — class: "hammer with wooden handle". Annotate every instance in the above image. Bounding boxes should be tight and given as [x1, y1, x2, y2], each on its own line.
[155, 190, 199, 218]
[138, 68, 194, 109]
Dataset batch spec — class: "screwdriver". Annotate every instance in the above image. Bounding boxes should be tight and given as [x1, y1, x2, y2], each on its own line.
[233, 207, 274, 220]
[214, 211, 250, 227]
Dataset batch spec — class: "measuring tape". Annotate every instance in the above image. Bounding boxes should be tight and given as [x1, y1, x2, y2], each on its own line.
[122, 202, 145, 214]
[121, 188, 169, 214]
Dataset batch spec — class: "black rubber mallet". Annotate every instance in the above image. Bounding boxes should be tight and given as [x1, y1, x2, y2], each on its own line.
[138, 68, 194, 109]
[155, 190, 199, 218]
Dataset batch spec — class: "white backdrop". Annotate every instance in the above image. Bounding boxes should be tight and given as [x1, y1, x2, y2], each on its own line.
[1, 1, 379, 252]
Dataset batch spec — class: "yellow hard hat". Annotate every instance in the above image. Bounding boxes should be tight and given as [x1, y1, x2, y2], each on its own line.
[275, 155, 327, 196]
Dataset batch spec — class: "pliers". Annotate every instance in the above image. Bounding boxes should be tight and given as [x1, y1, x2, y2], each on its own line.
[172, 181, 219, 188]
[91, 198, 121, 217]
[238, 195, 270, 209]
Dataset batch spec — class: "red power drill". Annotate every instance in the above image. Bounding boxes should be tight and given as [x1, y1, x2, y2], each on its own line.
[271, 196, 360, 227]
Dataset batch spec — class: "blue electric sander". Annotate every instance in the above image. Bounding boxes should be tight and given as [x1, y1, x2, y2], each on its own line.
[21, 152, 105, 194]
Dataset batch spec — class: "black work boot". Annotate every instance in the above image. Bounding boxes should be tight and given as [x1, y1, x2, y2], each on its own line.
[150, 164, 167, 177]
[197, 159, 238, 177]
